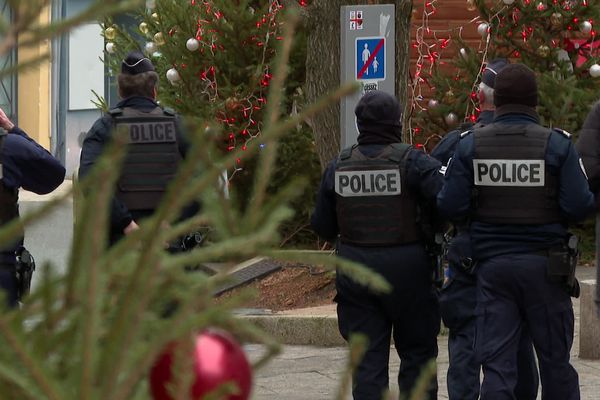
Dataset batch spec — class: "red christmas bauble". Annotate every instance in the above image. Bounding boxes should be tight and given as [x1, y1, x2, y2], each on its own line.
[150, 329, 252, 400]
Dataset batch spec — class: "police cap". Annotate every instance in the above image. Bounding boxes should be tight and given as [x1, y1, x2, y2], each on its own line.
[121, 51, 155, 75]
[481, 58, 509, 89]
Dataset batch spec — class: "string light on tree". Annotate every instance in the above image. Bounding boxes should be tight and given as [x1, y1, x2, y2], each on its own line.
[146, 0, 156, 9]
[459, 47, 468, 59]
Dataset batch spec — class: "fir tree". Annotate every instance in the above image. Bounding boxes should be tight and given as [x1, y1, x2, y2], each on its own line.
[411, 0, 600, 145]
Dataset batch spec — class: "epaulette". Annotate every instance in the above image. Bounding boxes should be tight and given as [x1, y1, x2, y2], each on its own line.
[552, 128, 571, 138]
[163, 107, 176, 116]
[108, 108, 123, 116]
[459, 130, 473, 138]
[339, 145, 354, 161]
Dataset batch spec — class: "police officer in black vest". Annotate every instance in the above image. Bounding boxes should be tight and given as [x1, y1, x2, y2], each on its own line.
[438, 63, 594, 399]
[79, 52, 191, 245]
[432, 59, 539, 400]
[311, 91, 442, 399]
[0, 107, 65, 308]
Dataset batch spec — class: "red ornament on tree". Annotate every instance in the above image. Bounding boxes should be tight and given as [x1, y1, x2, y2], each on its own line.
[150, 329, 253, 400]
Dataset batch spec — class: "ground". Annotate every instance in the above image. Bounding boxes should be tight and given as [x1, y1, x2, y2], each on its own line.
[215, 265, 336, 312]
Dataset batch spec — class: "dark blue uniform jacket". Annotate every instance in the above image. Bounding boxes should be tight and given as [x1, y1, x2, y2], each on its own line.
[311, 145, 443, 243]
[79, 96, 189, 240]
[437, 110, 595, 260]
[431, 110, 494, 166]
[1, 127, 66, 263]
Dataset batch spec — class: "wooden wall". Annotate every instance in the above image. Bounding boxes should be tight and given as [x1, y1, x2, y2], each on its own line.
[409, 1, 482, 97]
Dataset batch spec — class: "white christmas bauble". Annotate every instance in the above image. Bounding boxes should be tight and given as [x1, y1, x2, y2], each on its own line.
[503, 0, 515, 4]
[581, 21, 593, 34]
[105, 42, 116, 54]
[186, 38, 200, 51]
[166, 68, 181, 82]
[477, 22, 489, 37]
[590, 64, 600, 77]
[445, 112, 458, 125]
[428, 99, 439, 109]
[459, 47, 468, 59]
[145, 41, 157, 54]
[146, 0, 156, 9]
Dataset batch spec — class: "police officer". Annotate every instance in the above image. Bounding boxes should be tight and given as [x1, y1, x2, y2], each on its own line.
[79, 51, 192, 245]
[311, 91, 442, 399]
[432, 59, 539, 400]
[0, 107, 65, 308]
[438, 63, 594, 399]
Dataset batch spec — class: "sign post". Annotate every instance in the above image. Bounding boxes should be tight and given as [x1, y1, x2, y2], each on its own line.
[340, 4, 395, 149]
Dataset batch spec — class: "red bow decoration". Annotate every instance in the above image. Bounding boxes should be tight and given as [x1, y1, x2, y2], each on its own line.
[563, 37, 600, 67]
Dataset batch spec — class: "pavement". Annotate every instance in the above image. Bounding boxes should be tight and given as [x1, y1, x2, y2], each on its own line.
[18, 180, 600, 399]
[245, 267, 600, 400]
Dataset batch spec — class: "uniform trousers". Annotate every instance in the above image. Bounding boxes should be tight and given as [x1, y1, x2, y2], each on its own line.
[0, 262, 18, 308]
[475, 254, 579, 400]
[440, 275, 539, 400]
[335, 243, 440, 400]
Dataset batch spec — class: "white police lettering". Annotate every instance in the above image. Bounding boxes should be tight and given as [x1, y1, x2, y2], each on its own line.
[126, 122, 176, 143]
[473, 159, 545, 186]
[335, 169, 401, 197]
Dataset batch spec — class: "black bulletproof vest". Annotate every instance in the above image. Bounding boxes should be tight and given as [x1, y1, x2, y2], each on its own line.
[111, 107, 181, 211]
[472, 123, 562, 225]
[335, 144, 420, 246]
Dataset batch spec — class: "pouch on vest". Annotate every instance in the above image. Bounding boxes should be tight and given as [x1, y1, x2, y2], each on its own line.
[334, 143, 420, 246]
[111, 107, 181, 211]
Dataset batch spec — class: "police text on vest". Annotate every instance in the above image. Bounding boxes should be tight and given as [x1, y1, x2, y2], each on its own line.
[473, 159, 545, 186]
[335, 169, 401, 197]
[125, 122, 176, 143]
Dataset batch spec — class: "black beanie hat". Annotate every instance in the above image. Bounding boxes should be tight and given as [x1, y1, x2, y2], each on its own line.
[493, 63, 538, 108]
[121, 51, 155, 75]
[481, 58, 509, 89]
[355, 90, 402, 128]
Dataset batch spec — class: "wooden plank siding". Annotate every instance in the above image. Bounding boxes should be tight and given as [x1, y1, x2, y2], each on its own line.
[409, 1, 483, 99]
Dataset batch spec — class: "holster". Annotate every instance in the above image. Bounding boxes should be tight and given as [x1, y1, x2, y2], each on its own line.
[427, 232, 447, 289]
[546, 235, 579, 298]
[15, 247, 35, 300]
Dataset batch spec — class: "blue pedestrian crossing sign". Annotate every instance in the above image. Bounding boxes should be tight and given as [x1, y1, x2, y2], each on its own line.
[356, 37, 385, 80]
